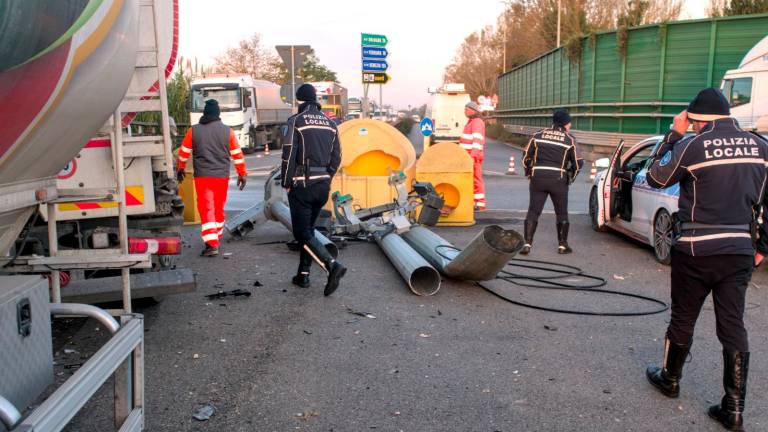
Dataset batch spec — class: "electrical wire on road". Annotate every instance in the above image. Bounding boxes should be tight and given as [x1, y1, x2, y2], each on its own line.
[435, 245, 669, 317]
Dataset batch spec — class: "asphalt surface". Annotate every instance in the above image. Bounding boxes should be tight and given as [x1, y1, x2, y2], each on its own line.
[54, 127, 768, 431]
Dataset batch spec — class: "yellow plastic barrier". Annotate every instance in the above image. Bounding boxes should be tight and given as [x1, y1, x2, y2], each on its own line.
[332, 119, 417, 209]
[415, 142, 474, 226]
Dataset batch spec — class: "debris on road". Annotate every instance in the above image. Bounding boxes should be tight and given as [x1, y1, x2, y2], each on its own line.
[222, 252, 233, 259]
[613, 274, 626, 280]
[205, 288, 252, 300]
[253, 280, 263, 287]
[346, 307, 376, 319]
[543, 325, 558, 331]
[303, 330, 313, 335]
[192, 404, 215, 421]
[418, 333, 431, 338]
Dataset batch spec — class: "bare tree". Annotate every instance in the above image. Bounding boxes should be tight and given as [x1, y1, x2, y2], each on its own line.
[212, 33, 282, 81]
[444, 26, 502, 99]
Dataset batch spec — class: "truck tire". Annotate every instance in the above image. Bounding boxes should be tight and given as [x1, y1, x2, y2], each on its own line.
[268, 126, 283, 150]
[241, 130, 255, 154]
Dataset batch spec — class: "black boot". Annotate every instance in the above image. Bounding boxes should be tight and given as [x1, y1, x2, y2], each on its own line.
[709, 350, 749, 431]
[646, 338, 691, 398]
[557, 221, 572, 254]
[292, 273, 310, 288]
[304, 237, 346, 296]
[201, 244, 219, 257]
[520, 220, 537, 255]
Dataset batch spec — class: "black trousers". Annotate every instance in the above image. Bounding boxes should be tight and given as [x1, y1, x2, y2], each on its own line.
[525, 176, 569, 224]
[287, 180, 331, 273]
[667, 249, 752, 352]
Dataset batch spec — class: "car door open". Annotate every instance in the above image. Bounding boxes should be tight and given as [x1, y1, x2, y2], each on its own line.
[596, 139, 626, 228]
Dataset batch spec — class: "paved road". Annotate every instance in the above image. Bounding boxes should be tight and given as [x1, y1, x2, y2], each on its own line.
[62, 213, 768, 431]
[54, 125, 768, 431]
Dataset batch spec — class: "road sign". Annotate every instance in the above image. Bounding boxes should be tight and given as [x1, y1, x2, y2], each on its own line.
[420, 118, 434, 137]
[362, 47, 388, 59]
[362, 60, 388, 72]
[362, 72, 390, 84]
[362, 33, 388, 47]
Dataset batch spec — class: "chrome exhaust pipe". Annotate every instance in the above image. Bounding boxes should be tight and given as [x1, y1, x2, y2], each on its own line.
[402, 225, 523, 281]
[374, 231, 441, 296]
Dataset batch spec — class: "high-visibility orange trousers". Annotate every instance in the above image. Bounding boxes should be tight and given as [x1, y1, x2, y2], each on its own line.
[194, 177, 229, 247]
[473, 157, 486, 209]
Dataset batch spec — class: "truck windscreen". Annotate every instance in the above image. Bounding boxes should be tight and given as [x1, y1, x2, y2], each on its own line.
[191, 86, 242, 112]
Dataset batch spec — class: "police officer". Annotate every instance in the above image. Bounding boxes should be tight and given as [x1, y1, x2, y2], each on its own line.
[520, 109, 583, 254]
[281, 84, 346, 296]
[644, 88, 768, 430]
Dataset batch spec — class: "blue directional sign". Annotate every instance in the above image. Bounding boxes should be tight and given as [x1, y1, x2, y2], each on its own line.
[362, 59, 388, 72]
[362, 47, 388, 59]
[420, 117, 434, 137]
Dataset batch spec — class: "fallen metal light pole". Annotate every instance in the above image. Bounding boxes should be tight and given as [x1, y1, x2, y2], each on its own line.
[267, 200, 339, 259]
[374, 231, 441, 296]
[402, 225, 523, 281]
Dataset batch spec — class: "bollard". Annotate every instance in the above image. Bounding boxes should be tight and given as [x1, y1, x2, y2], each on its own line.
[589, 161, 597, 181]
[264, 143, 270, 156]
[507, 155, 516, 175]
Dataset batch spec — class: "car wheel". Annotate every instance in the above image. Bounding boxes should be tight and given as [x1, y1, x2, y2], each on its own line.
[589, 187, 608, 232]
[653, 209, 674, 265]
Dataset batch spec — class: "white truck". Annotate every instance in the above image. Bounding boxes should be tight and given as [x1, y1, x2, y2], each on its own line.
[190, 75, 292, 152]
[721, 35, 768, 133]
[427, 83, 471, 142]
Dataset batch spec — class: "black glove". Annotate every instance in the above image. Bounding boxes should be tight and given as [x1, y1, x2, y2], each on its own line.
[176, 170, 185, 182]
[237, 175, 247, 190]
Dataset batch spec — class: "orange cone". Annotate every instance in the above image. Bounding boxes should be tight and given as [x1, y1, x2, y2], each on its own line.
[589, 162, 597, 181]
[507, 156, 517, 175]
[264, 143, 270, 156]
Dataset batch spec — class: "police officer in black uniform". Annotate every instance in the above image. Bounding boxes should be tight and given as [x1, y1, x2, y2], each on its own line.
[644, 88, 768, 430]
[281, 84, 346, 296]
[521, 109, 583, 255]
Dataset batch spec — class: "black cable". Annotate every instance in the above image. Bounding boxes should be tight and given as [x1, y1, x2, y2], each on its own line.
[434, 244, 669, 317]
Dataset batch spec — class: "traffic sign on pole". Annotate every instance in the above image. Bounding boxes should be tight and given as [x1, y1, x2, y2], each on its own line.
[362, 60, 388, 72]
[362, 72, 390, 84]
[420, 118, 434, 137]
[361, 33, 388, 47]
[362, 47, 388, 58]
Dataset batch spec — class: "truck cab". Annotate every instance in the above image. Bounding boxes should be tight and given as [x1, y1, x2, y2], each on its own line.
[190, 76, 291, 151]
[428, 83, 471, 142]
[721, 35, 768, 133]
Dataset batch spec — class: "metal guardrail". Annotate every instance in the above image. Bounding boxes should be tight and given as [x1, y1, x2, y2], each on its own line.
[9, 313, 144, 432]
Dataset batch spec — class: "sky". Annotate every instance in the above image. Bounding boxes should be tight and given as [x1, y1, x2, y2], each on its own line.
[178, 0, 710, 109]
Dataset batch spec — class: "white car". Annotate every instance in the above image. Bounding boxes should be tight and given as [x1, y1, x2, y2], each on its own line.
[589, 136, 679, 264]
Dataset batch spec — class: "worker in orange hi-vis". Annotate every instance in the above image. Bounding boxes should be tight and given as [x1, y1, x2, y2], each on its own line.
[176, 99, 247, 257]
[458, 101, 486, 211]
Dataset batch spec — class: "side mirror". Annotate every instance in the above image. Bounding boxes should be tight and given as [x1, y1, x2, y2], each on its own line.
[595, 158, 610, 169]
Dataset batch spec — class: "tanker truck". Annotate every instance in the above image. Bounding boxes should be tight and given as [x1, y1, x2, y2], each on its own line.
[0, 0, 187, 430]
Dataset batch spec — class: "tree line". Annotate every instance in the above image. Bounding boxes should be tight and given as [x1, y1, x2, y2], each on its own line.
[444, 0, 768, 100]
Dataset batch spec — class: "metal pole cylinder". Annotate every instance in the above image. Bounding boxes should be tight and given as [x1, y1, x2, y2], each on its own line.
[0, 395, 21, 429]
[50, 303, 121, 334]
[374, 232, 441, 296]
[402, 225, 523, 281]
[267, 200, 338, 258]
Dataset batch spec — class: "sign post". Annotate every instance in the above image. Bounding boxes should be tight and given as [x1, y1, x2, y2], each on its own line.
[361, 33, 389, 119]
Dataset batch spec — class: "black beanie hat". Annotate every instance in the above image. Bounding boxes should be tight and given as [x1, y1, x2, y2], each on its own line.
[687, 87, 730, 121]
[296, 84, 317, 102]
[553, 108, 571, 127]
[203, 99, 220, 118]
